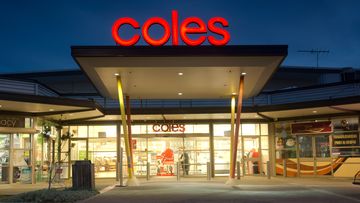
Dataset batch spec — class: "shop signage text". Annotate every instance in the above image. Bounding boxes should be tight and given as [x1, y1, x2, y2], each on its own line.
[291, 121, 332, 134]
[0, 117, 24, 128]
[112, 10, 230, 46]
[152, 123, 186, 133]
[333, 133, 359, 147]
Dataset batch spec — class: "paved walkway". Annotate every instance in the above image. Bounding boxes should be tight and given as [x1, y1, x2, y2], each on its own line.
[84, 177, 360, 203]
[0, 179, 116, 197]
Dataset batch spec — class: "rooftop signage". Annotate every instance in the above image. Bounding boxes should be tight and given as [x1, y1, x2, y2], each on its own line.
[112, 10, 230, 46]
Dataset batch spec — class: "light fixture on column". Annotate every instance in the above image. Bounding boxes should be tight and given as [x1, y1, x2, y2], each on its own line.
[114, 73, 120, 76]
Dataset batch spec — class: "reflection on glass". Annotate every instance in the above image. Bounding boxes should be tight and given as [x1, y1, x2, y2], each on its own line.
[0, 134, 10, 182]
[243, 137, 260, 175]
[315, 135, 330, 157]
[13, 134, 31, 149]
[299, 136, 313, 158]
[242, 124, 257, 135]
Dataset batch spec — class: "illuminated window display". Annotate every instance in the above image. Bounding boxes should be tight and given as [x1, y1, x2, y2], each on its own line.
[64, 123, 268, 178]
[0, 133, 33, 184]
[213, 123, 269, 176]
[0, 134, 10, 183]
[275, 117, 360, 177]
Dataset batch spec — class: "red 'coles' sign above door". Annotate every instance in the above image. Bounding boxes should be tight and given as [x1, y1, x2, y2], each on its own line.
[112, 10, 230, 46]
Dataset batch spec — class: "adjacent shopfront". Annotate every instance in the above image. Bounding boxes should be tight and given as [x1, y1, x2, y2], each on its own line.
[0, 117, 36, 184]
[275, 116, 360, 177]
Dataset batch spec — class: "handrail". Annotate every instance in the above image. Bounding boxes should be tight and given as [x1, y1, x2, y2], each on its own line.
[353, 170, 360, 185]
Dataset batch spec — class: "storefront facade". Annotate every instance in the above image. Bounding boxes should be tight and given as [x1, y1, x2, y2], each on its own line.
[57, 122, 270, 179]
[275, 116, 360, 177]
[0, 45, 359, 184]
[0, 116, 37, 184]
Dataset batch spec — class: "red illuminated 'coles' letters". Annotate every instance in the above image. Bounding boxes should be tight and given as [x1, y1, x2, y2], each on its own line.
[112, 10, 230, 46]
[152, 124, 186, 133]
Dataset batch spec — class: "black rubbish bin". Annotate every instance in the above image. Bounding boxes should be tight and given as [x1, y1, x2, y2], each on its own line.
[72, 160, 95, 190]
[253, 161, 259, 174]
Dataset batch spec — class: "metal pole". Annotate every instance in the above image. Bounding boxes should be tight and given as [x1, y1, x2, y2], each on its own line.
[176, 162, 180, 181]
[236, 161, 241, 180]
[209, 124, 215, 178]
[283, 159, 287, 178]
[207, 162, 211, 180]
[146, 162, 150, 181]
[267, 161, 271, 179]
[119, 147, 124, 186]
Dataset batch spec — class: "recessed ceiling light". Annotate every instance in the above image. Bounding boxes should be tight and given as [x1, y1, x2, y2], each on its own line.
[232, 92, 236, 95]
[49, 109, 54, 111]
[178, 72, 183, 76]
[69, 113, 74, 116]
[114, 73, 119, 76]
[0, 104, 2, 108]
[312, 110, 317, 113]
[241, 72, 247, 75]
[178, 92, 183, 96]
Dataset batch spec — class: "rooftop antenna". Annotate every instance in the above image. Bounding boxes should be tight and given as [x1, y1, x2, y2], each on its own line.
[298, 49, 330, 68]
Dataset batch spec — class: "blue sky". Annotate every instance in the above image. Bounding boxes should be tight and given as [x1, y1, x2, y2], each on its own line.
[0, 0, 359, 73]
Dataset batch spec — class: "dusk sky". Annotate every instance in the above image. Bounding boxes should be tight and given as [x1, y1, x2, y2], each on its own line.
[0, 0, 359, 73]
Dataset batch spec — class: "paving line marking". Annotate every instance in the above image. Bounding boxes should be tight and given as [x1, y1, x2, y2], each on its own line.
[99, 184, 116, 194]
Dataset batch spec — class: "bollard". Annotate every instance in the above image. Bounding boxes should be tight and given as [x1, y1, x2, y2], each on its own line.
[119, 147, 124, 186]
[207, 162, 211, 180]
[266, 161, 271, 179]
[176, 162, 180, 181]
[236, 161, 241, 180]
[283, 159, 287, 178]
[146, 162, 150, 181]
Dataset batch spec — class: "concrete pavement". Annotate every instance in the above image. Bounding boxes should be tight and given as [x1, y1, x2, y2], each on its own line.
[83, 177, 360, 203]
[0, 179, 116, 197]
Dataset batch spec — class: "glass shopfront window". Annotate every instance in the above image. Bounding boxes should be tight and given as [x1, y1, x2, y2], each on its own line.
[213, 123, 268, 176]
[11, 134, 33, 183]
[0, 134, 10, 183]
[275, 117, 360, 178]
[64, 123, 268, 179]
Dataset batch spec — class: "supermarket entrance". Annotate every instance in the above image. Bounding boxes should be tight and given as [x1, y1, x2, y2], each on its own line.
[132, 135, 210, 177]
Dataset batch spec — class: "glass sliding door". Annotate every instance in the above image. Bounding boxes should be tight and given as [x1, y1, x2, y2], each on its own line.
[298, 135, 315, 176]
[242, 136, 260, 175]
[314, 135, 332, 176]
[298, 135, 331, 176]
[147, 137, 182, 176]
[183, 136, 210, 176]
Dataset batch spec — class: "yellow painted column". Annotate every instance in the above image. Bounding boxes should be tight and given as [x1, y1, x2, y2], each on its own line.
[229, 96, 236, 177]
[117, 76, 134, 180]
